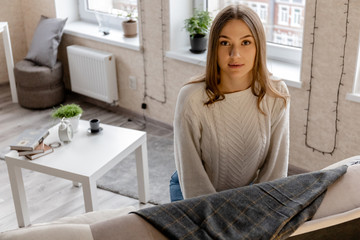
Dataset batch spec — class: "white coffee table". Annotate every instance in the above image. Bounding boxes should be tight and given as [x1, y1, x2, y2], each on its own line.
[5, 120, 149, 227]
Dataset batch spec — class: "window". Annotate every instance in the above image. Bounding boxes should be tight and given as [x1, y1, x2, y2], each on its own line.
[278, 5, 289, 25]
[205, 0, 306, 63]
[259, 4, 268, 23]
[237, 2, 268, 23]
[274, 32, 286, 45]
[292, 0, 303, 4]
[351, 38, 360, 95]
[250, 3, 258, 13]
[346, 35, 360, 103]
[167, 0, 305, 84]
[291, 7, 302, 27]
[78, 0, 138, 31]
[276, 35, 283, 43]
[87, 0, 138, 17]
[55, 0, 140, 50]
[287, 37, 293, 45]
[87, 0, 113, 13]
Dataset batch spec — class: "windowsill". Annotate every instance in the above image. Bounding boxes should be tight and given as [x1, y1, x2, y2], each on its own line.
[64, 21, 140, 51]
[346, 93, 360, 103]
[166, 48, 302, 89]
[267, 59, 302, 88]
[166, 48, 207, 66]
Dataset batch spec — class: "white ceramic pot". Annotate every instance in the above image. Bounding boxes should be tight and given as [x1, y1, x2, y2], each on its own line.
[67, 114, 81, 133]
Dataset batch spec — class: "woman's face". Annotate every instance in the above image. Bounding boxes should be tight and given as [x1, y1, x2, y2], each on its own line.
[217, 19, 256, 92]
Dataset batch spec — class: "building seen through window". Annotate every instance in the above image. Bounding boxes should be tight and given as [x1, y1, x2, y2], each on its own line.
[207, 0, 306, 48]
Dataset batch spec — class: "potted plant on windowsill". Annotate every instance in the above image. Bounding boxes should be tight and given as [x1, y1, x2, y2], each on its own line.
[51, 104, 83, 133]
[119, 5, 138, 38]
[184, 10, 212, 53]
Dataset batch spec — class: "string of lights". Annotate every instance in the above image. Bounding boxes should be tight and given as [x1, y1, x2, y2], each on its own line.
[304, 0, 350, 155]
[139, 0, 168, 105]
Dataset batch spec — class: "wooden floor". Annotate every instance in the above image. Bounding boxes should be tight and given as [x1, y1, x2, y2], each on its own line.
[0, 83, 172, 232]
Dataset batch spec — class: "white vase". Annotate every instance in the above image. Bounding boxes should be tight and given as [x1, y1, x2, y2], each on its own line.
[67, 114, 81, 133]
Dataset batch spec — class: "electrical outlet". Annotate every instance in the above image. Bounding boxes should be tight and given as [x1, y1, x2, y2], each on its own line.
[129, 76, 137, 90]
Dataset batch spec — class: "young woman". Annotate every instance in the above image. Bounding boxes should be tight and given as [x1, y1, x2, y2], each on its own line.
[170, 4, 290, 201]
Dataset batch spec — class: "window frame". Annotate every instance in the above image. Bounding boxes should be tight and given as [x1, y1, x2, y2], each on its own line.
[78, 0, 131, 30]
[345, 34, 360, 103]
[354, 44, 360, 94]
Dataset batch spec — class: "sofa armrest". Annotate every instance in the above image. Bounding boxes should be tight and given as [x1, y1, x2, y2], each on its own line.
[90, 213, 168, 240]
[50, 206, 137, 225]
[290, 156, 360, 237]
[0, 206, 137, 240]
[291, 207, 360, 236]
[0, 224, 93, 240]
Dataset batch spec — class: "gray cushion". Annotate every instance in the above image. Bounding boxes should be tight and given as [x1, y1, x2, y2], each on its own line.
[25, 15, 67, 68]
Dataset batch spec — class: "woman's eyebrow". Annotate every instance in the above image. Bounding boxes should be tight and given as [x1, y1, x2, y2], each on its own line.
[219, 34, 253, 39]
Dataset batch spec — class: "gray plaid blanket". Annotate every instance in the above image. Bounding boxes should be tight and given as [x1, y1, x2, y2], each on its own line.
[134, 165, 347, 240]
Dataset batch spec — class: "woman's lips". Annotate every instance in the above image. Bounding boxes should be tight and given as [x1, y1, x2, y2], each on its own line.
[228, 63, 244, 68]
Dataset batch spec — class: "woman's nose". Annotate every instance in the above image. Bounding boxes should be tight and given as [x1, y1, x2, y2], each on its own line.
[230, 46, 241, 57]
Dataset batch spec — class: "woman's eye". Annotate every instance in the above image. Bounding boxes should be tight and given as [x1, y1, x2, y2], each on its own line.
[220, 41, 230, 46]
[242, 40, 251, 46]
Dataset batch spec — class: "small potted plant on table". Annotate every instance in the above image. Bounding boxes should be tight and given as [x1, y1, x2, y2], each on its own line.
[51, 104, 83, 132]
[184, 10, 212, 53]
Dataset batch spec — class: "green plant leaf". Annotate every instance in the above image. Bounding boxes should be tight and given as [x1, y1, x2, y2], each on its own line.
[184, 10, 212, 36]
[51, 104, 83, 119]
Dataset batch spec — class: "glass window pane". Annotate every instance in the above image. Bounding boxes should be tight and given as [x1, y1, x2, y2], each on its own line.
[207, 0, 306, 48]
[87, 0, 138, 18]
[87, 0, 113, 14]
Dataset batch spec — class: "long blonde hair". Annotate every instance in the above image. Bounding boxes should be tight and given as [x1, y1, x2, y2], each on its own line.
[192, 4, 288, 112]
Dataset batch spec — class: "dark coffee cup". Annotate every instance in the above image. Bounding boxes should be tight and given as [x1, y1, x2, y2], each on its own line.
[89, 119, 100, 132]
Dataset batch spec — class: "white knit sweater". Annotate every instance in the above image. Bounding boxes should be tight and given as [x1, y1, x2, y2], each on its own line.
[174, 80, 290, 199]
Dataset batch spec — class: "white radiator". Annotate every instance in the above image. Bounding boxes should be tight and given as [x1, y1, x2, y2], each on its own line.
[67, 45, 118, 104]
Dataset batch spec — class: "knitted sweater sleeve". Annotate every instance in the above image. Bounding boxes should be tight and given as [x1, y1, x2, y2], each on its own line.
[258, 82, 290, 182]
[174, 85, 216, 199]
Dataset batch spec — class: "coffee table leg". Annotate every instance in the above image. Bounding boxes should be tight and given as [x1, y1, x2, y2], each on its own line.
[6, 163, 30, 227]
[82, 178, 98, 212]
[135, 142, 149, 203]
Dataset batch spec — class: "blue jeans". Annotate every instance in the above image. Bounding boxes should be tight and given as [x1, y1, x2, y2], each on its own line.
[169, 171, 184, 202]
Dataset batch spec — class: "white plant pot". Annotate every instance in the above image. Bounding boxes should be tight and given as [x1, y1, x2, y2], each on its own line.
[67, 114, 81, 133]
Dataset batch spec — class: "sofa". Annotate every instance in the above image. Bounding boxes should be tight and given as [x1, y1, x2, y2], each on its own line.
[1, 156, 360, 240]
